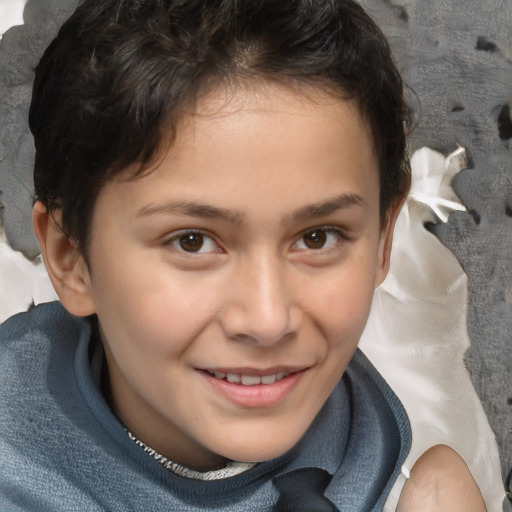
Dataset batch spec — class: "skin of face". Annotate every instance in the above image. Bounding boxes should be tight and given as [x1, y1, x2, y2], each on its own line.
[36, 83, 400, 471]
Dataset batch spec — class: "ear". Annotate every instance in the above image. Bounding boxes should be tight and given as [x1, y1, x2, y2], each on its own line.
[33, 201, 96, 317]
[374, 198, 404, 288]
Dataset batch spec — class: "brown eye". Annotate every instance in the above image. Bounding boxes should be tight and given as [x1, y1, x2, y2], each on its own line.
[178, 233, 204, 252]
[167, 231, 219, 254]
[302, 229, 327, 249]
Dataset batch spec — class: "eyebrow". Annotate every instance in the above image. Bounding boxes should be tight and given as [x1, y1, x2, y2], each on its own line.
[135, 201, 245, 224]
[135, 193, 366, 224]
[290, 193, 367, 221]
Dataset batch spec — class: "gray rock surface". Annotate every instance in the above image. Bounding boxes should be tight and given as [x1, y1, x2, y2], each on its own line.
[0, 0, 78, 258]
[360, 0, 512, 481]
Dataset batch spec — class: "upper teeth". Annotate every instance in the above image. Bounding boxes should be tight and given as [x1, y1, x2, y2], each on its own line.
[211, 371, 288, 386]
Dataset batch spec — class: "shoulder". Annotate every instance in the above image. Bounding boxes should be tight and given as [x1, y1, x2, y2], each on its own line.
[1, 301, 83, 343]
[0, 302, 90, 384]
[397, 445, 486, 512]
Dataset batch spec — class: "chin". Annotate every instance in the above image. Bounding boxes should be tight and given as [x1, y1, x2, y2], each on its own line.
[214, 424, 308, 463]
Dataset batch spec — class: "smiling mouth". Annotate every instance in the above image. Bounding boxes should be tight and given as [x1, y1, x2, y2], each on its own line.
[200, 367, 307, 407]
[204, 370, 291, 386]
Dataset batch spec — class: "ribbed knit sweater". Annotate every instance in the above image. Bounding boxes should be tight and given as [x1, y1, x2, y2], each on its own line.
[0, 302, 410, 511]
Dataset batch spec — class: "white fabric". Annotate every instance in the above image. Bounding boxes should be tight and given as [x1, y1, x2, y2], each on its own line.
[362, 147, 505, 512]
[0, 233, 58, 322]
[0, 0, 25, 39]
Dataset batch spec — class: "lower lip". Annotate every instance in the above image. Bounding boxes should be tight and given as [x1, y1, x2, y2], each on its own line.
[201, 370, 305, 408]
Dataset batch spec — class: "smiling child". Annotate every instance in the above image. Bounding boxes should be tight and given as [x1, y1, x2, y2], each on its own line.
[0, 0, 486, 510]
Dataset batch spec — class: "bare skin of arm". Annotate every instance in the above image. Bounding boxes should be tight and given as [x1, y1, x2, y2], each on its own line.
[397, 445, 487, 512]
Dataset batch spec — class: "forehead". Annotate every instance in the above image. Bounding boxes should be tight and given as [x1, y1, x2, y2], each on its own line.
[100, 82, 379, 223]
[179, 81, 372, 156]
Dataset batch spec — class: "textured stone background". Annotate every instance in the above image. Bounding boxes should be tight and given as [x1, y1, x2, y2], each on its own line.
[0, 0, 511, 485]
[359, 0, 512, 481]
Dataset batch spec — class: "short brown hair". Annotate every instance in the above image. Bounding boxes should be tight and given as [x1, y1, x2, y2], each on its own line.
[30, 0, 411, 255]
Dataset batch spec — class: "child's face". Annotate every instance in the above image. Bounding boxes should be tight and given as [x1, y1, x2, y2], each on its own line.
[79, 83, 395, 470]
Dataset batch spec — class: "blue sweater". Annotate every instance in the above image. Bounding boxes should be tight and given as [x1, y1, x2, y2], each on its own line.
[0, 302, 410, 511]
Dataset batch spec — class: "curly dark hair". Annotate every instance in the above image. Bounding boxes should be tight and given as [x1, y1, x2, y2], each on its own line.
[29, 0, 411, 255]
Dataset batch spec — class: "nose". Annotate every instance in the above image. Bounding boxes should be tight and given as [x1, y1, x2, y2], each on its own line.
[219, 252, 302, 346]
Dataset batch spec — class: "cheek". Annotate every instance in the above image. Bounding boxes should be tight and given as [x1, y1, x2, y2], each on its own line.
[90, 252, 223, 358]
[306, 258, 377, 346]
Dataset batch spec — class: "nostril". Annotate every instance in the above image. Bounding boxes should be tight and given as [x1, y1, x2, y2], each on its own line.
[219, 302, 301, 347]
